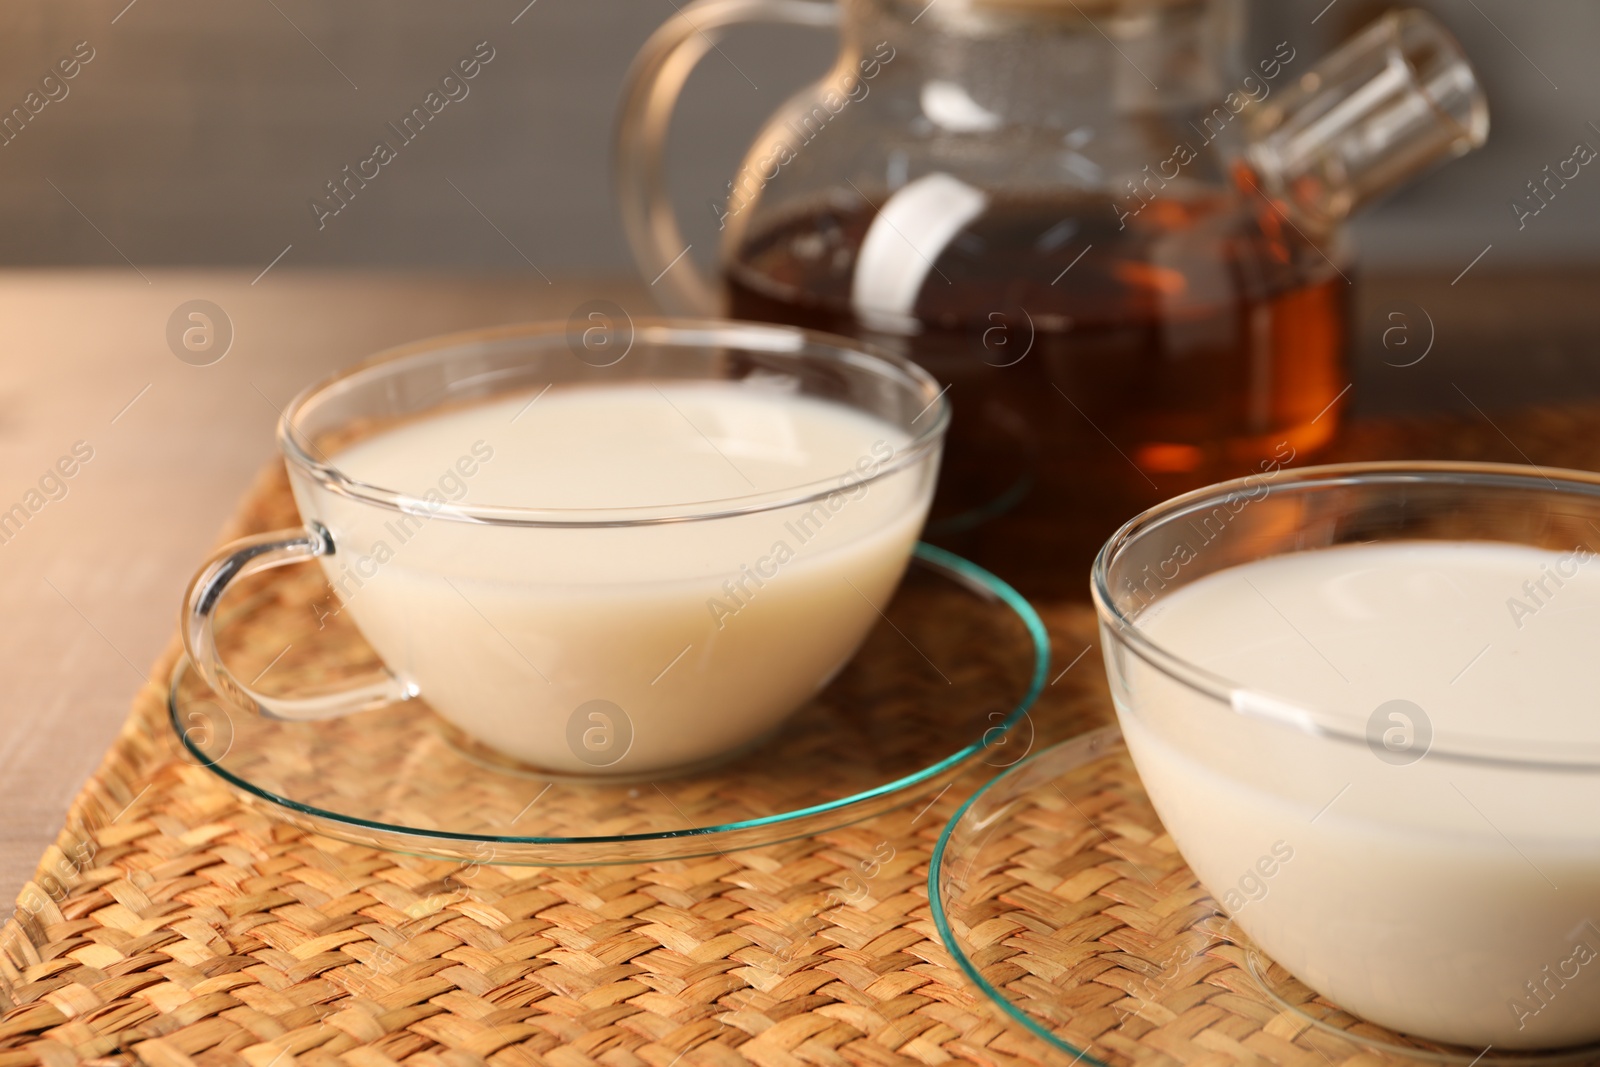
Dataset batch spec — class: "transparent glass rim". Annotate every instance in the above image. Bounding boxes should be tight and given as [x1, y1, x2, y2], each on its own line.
[927, 728, 1123, 1067]
[170, 543, 1050, 862]
[278, 319, 952, 528]
[1090, 460, 1600, 772]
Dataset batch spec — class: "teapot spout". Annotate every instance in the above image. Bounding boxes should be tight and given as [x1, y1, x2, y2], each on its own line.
[1243, 9, 1488, 232]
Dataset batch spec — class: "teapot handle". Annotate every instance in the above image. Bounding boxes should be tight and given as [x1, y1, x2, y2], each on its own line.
[616, 0, 840, 315]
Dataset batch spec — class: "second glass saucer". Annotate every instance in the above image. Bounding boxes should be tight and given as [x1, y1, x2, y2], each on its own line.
[929, 729, 1600, 1067]
[170, 544, 1047, 865]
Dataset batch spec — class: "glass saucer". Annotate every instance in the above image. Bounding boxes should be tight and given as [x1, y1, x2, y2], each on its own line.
[928, 728, 1600, 1067]
[170, 544, 1047, 865]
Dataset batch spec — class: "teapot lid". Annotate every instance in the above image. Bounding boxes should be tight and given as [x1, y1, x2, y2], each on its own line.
[899, 0, 1210, 31]
[926, 0, 1205, 12]
[974, 0, 1203, 7]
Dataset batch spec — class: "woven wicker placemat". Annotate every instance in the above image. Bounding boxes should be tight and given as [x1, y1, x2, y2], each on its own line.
[0, 468, 1107, 1067]
[3, 404, 1598, 1067]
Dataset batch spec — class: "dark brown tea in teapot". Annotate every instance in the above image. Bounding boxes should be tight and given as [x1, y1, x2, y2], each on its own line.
[727, 188, 1347, 595]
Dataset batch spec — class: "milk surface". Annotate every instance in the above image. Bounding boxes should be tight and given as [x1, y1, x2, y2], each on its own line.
[337, 383, 902, 512]
[1119, 542, 1600, 1047]
[289, 382, 933, 775]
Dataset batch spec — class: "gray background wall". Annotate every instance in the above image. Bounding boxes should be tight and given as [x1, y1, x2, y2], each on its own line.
[0, 0, 1593, 278]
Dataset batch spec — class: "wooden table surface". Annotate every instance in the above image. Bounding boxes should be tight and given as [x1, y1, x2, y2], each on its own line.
[0, 265, 1595, 913]
[0, 270, 647, 905]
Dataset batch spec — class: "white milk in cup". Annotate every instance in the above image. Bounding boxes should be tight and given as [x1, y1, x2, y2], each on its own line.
[1102, 491, 1600, 1048]
[290, 381, 933, 776]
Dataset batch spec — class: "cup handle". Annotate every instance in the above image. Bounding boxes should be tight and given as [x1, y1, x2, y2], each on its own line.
[615, 0, 839, 315]
[181, 523, 415, 721]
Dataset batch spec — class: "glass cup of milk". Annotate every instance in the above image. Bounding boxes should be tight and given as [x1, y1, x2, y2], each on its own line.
[1093, 462, 1600, 1050]
[182, 319, 947, 777]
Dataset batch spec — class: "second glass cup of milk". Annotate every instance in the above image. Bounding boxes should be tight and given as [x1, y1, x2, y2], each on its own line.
[1094, 463, 1600, 1049]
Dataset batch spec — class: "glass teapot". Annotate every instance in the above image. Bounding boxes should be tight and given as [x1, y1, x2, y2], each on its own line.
[616, 0, 1487, 596]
